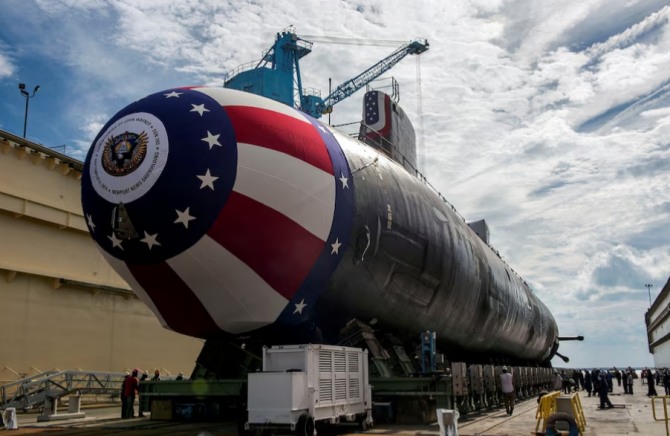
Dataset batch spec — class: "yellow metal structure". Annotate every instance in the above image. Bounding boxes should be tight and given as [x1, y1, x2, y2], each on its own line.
[651, 396, 670, 435]
[536, 391, 560, 432]
[535, 390, 586, 435]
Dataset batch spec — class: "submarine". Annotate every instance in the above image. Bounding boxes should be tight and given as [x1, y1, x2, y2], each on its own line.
[81, 86, 561, 367]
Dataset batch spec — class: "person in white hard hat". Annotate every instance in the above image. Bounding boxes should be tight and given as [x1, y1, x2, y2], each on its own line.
[500, 366, 515, 416]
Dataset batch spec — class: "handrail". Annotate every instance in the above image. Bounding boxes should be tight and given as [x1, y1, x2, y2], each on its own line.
[0, 370, 126, 411]
[652, 396, 670, 436]
[0, 129, 82, 171]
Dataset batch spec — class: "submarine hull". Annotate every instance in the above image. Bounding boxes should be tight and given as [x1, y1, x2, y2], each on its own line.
[81, 87, 558, 365]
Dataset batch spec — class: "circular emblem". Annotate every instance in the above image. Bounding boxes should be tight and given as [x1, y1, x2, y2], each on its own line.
[89, 112, 169, 204]
[101, 131, 148, 176]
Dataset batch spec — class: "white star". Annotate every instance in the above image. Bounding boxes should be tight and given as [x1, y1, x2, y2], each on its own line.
[164, 91, 182, 98]
[339, 173, 349, 189]
[174, 207, 196, 229]
[108, 233, 124, 250]
[331, 238, 342, 255]
[140, 231, 161, 250]
[190, 103, 210, 116]
[86, 213, 96, 232]
[293, 299, 307, 315]
[201, 131, 221, 149]
[197, 169, 219, 190]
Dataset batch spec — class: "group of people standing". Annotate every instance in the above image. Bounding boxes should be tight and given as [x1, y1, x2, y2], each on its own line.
[552, 367, 638, 396]
[551, 367, 642, 410]
[121, 368, 185, 418]
[640, 367, 670, 397]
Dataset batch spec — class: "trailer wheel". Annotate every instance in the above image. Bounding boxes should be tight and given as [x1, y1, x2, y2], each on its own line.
[296, 413, 315, 436]
[545, 412, 578, 436]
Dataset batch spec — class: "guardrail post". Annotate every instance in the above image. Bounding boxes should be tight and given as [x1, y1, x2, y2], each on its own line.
[651, 396, 670, 436]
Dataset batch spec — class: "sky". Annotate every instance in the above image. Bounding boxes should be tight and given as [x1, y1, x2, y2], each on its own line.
[1, 0, 669, 369]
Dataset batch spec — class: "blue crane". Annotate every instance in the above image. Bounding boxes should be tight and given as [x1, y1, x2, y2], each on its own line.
[223, 27, 428, 119]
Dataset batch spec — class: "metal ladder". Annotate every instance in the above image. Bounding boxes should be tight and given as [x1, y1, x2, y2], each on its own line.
[0, 370, 126, 411]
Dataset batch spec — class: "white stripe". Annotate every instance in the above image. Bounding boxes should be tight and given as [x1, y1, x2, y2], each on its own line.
[194, 87, 310, 123]
[167, 235, 288, 334]
[234, 142, 335, 241]
[99, 250, 170, 331]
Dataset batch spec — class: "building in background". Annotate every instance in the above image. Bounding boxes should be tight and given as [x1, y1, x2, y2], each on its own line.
[646, 277, 670, 367]
[0, 130, 202, 384]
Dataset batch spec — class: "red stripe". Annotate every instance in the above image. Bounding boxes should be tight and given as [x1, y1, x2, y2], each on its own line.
[224, 106, 333, 175]
[380, 94, 392, 136]
[208, 191, 324, 300]
[127, 262, 220, 338]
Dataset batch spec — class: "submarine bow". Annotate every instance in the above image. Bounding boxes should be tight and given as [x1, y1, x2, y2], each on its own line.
[82, 86, 559, 365]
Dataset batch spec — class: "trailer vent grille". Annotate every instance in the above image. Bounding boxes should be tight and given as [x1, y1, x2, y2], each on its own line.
[349, 378, 360, 399]
[319, 351, 332, 372]
[335, 379, 346, 400]
[334, 352, 346, 372]
[349, 352, 359, 372]
[319, 379, 332, 401]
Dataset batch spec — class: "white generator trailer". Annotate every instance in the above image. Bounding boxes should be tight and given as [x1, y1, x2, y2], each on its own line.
[245, 344, 373, 436]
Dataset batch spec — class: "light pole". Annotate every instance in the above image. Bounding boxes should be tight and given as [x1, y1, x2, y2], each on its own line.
[645, 283, 653, 307]
[18, 83, 40, 138]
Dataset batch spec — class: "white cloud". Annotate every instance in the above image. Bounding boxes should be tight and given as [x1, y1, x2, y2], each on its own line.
[2, 0, 670, 368]
[0, 50, 14, 78]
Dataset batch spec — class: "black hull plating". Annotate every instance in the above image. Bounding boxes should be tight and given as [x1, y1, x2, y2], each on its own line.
[314, 130, 558, 364]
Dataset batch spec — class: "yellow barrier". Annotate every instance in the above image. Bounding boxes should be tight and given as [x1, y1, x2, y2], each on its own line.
[651, 396, 670, 436]
[569, 392, 587, 433]
[535, 391, 586, 435]
[536, 391, 560, 433]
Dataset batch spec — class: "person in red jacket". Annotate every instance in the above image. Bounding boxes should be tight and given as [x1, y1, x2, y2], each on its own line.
[122, 369, 140, 418]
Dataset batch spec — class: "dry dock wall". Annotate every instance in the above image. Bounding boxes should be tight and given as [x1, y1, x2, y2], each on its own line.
[647, 277, 670, 367]
[0, 131, 202, 383]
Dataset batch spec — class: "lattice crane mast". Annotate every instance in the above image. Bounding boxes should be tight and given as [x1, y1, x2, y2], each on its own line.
[301, 38, 428, 118]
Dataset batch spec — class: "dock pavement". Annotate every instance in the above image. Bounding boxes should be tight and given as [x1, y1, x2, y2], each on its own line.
[3, 382, 670, 435]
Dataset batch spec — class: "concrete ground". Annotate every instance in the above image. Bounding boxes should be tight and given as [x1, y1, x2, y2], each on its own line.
[3, 382, 670, 435]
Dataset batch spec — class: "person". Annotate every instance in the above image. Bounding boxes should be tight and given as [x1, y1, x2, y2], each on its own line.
[571, 369, 581, 391]
[552, 371, 563, 391]
[614, 367, 622, 387]
[122, 369, 140, 418]
[120, 372, 129, 418]
[647, 368, 658, 397]
[606, 370, 613, 393]
[151, 369, 161, 381]
[175, 372, 184, 381]
[664, 370, 670, 396]
[500, 367, 515, 416]
[561, 371, 571, 394]
[627, 370, 634, 395]
[592, 368, 600, 393]
[598, 372, 614, 409]
[583, 370, 593, 397]
[138, 370, 149, 417]
[623, 371, 629, 394]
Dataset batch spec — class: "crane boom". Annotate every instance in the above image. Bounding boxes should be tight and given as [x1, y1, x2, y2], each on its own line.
[308, 39, 428, 117]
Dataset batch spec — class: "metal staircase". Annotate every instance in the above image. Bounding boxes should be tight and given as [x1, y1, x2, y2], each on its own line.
[0, 370, 126, 411]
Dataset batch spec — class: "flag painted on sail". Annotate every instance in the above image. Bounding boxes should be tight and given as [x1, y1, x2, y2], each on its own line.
[363, 90, 392, 137]
[81, 87, 354, 338]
